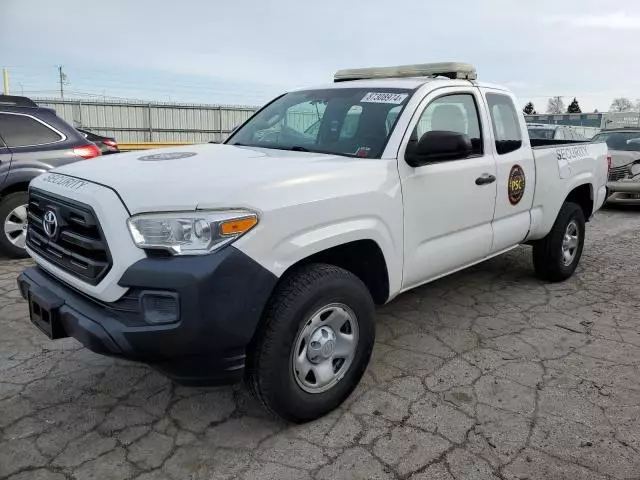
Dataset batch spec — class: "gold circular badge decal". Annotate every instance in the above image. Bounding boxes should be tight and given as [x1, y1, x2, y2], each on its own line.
[508, 165, 526, 205]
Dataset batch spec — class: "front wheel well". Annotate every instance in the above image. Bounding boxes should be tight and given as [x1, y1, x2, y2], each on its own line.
[0, 182, 30, 199]
[565, 184, 593, 221]
[280, 240, 390, 305]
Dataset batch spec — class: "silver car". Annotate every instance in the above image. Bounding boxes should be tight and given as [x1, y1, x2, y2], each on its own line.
[592, 128, 640, 203]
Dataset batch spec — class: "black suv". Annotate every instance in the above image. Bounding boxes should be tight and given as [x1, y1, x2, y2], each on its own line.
[0, 95, 101, 258]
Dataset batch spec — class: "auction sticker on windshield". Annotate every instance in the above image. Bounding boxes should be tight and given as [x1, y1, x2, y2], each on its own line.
[361, 92, 408, 104]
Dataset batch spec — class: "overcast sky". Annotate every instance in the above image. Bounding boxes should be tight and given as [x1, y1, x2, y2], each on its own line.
[2, 0, 640, 111]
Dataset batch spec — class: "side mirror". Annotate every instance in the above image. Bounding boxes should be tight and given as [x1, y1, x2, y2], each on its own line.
[406, 130, 473, 167]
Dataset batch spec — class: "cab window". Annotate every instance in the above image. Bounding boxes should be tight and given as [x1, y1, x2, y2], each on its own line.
[486, 93, 522, 154]
[412, 94, 483, 156]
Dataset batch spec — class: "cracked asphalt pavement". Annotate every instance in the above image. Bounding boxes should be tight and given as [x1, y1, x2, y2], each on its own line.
[2, 207, 640, 480]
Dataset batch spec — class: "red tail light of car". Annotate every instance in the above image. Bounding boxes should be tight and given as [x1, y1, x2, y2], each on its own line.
[73, 144, 102, 159]
[102, 139, 118, 148]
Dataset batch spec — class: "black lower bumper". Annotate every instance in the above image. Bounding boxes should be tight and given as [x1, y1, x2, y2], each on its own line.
[18, 247, 278, 385]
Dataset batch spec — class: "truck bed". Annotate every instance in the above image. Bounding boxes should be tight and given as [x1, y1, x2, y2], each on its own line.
[525, 139, 609, 242]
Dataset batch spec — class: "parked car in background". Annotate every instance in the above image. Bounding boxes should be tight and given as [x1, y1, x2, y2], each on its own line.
[0, 95, 101, 257]
[77, 128, 120, 155]
[591, 128, 640, 203]
[527, 123, 588, 141]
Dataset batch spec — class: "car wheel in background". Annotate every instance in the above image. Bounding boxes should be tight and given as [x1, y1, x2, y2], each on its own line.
[0, 192, 30, 258]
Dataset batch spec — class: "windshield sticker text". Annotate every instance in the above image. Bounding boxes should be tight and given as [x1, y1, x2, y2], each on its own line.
[361, 92, 408, 104]
[556, 145, 589, 161]
[42, 173, 88, 191]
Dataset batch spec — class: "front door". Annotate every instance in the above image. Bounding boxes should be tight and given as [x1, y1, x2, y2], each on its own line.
[480, 89, 535, 253]
[397, 87, 497, 290]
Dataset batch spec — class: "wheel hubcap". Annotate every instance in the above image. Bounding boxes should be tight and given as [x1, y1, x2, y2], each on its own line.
[3, 204, 28, 249]
[561, 220, 579, 266]
[292, 303, 359, 394]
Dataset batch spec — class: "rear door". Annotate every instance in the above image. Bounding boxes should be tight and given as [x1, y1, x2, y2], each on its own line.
[0, 132, 11, 187]
[480, 89, 535, 253]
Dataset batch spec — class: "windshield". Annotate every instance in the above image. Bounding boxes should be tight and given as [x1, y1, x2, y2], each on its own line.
[527, 128, 555, 140]
[226, 88, 413, 158]
[592, 131, 640, 151]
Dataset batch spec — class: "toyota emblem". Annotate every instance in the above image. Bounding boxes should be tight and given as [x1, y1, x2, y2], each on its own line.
[42, 210, 58, 238]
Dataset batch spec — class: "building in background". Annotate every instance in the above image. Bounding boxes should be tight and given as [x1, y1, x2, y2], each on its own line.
[525, 112, 640, 138]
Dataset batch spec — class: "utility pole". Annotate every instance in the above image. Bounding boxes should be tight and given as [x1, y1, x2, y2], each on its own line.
[2, 67, 9, 95]
[58, 65, 67, 99]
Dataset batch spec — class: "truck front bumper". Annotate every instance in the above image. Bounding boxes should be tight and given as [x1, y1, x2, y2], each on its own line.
[17, 247, 277, 386]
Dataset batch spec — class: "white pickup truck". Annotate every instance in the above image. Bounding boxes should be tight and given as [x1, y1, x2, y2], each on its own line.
[18, 63, 609, 422]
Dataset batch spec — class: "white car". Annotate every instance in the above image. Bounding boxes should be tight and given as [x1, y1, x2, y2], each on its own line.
[18, 62, 609, 422]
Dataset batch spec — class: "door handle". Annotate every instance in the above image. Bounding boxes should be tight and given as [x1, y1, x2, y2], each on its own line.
[475, 174, 496, 186]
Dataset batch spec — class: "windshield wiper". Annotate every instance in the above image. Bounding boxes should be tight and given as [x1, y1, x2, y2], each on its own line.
[287, 146, 310, 152]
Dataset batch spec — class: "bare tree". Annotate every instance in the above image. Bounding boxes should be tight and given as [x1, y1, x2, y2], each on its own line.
[546, 96, 565, 114]
[610, 97, 634, 112]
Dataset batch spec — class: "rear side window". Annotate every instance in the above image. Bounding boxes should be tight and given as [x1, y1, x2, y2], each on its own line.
[0, 113, 63, 147]
[486, 93, 522, 154]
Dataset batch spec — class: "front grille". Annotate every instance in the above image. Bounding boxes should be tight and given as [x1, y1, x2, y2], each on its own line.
[26, 189, 112, 285]
[609, 165, 630, 182]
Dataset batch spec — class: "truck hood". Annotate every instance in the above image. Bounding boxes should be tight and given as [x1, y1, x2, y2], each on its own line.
[51, 143, 393, 214]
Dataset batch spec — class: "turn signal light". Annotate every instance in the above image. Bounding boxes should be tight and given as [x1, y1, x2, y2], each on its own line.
[220, 217, 258, 236]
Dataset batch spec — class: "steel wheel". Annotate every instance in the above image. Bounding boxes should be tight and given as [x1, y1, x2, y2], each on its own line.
[561, 220, 579, 266]
[3, 204, 28, 249]
[291, 303, 359, 394]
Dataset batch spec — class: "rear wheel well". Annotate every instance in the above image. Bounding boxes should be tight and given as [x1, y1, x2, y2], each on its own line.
[281, 240, 390, 305]
[566, 184, 593, 221]
[0, 182, 30, 200]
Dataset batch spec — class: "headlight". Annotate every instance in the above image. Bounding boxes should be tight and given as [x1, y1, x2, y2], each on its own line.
[127, 210, 258, 255]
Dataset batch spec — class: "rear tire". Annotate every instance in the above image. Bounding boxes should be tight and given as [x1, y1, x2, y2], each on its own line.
[0, 192, 30, 258]
[247, 263, 375, 423]
[532, 202, 585, 282]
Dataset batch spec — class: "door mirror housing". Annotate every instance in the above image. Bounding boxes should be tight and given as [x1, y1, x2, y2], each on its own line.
[405, 130, 473, 167]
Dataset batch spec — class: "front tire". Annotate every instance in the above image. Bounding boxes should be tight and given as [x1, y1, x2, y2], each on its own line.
[247, 264, 375, 423]
[532, 202, 585, 282]
[0, 192, 30, 258]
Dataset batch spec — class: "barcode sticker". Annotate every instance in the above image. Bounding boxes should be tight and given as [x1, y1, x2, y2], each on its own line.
[361, 92, 408, 104]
